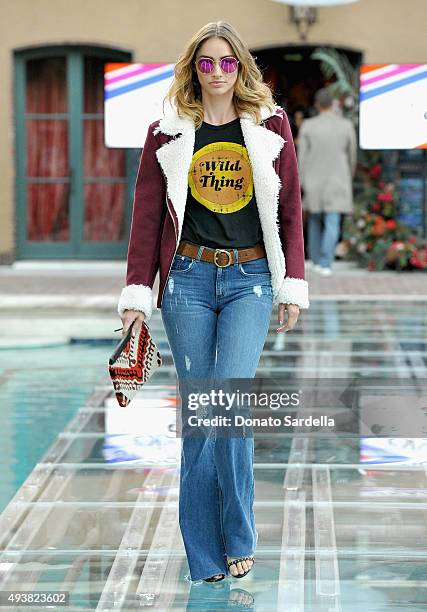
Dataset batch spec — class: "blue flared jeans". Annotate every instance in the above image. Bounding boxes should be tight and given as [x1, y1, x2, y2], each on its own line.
[161, 244, 273, 581]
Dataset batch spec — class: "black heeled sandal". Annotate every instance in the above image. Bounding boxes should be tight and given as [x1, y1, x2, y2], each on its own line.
[204, 573, 225, 582]
[227, 556, 255, 578]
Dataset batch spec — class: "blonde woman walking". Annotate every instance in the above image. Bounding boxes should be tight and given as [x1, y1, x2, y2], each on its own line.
[118, 21, 309, 582]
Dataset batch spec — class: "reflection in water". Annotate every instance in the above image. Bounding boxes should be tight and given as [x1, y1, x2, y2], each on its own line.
[1, 301, 427, 609]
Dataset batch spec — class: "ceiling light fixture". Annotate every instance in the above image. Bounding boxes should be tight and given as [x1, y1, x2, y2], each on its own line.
[272, 0, 360, 41]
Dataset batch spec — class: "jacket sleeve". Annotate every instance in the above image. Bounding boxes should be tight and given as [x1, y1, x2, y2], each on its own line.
[117, 122, 166, 321]
[276, 109, 310, 309]
[296, 120, 309, 190]
[347, 119, 357, 179]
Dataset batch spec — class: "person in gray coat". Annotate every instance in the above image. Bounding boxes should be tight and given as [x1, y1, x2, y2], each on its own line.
[297, 88, 357, 275]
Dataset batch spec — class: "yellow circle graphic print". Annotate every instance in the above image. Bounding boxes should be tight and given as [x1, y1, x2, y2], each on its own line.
[188, 142, 253, 213]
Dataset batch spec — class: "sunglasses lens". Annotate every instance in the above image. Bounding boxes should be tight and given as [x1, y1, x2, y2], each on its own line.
[196, 57, 238, 74]
[221, 57, 238, 73]
[198, 58, 214, 73]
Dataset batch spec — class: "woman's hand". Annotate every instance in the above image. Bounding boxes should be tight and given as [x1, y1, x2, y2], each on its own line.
[121, 309, 146, 338]
[276, 303, 300, 333]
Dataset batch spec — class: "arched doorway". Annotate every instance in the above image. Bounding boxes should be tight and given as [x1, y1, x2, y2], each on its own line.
[253, 43, 362, 117]
[14, 45, 138, 259]
[253, 44, 363, 259]
[254, 45, 427, 239]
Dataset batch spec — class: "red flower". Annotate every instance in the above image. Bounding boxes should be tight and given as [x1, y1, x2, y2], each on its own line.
[377, 192, 394, 203]
[412, 247, 427, 268]
[385, 219, 397, 229]
[369, 163, 382, 179]
[372, 216, 386, 236]
[372, 202, 381, 212]
[410, 252, 423, 268]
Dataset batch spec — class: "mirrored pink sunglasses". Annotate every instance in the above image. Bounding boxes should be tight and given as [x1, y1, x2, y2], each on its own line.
[196, 56, 239, 74]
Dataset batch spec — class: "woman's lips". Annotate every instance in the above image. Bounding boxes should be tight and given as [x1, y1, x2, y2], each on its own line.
[210, 81, 225, 87]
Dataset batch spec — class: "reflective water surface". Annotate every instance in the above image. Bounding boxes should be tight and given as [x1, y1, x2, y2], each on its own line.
[0, 300, 427, 610]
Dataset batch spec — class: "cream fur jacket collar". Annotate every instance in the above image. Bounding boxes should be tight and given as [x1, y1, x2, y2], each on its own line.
[118, 103, 309, 321]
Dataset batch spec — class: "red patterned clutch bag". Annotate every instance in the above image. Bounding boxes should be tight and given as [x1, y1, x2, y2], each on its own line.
[108, 320, 162, 407]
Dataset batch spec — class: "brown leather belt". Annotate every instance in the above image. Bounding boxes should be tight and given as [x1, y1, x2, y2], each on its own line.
[177, 241, 266, 268]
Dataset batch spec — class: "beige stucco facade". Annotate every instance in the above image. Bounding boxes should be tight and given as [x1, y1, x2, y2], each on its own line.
[1, 0, 425, 261]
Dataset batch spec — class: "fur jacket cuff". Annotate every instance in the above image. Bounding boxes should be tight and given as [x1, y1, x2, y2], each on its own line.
[117, 284, 153, 321]
[274, 277, 310, 309]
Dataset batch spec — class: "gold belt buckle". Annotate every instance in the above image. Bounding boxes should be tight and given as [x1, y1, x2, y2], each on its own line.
[213, 249, 232, 268]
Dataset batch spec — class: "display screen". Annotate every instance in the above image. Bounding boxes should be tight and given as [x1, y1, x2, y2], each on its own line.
[359, 63, 427, 150]
[104, 62, 175, 148]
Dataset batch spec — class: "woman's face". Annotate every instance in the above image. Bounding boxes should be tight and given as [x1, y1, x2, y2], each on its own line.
[194, 37, 239, 100]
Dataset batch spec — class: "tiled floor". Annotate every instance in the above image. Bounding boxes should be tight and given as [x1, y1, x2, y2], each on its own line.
[0, 300, 426, 610]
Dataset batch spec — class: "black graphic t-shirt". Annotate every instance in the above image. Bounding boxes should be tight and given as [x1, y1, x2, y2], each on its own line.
[180, 117, 264, 249]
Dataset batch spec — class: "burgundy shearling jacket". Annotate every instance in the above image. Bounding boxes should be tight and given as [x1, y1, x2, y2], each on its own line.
[118, 103, 309, 321]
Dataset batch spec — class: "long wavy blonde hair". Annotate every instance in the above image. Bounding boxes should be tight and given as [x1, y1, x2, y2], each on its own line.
[163, 21, 277, 128]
